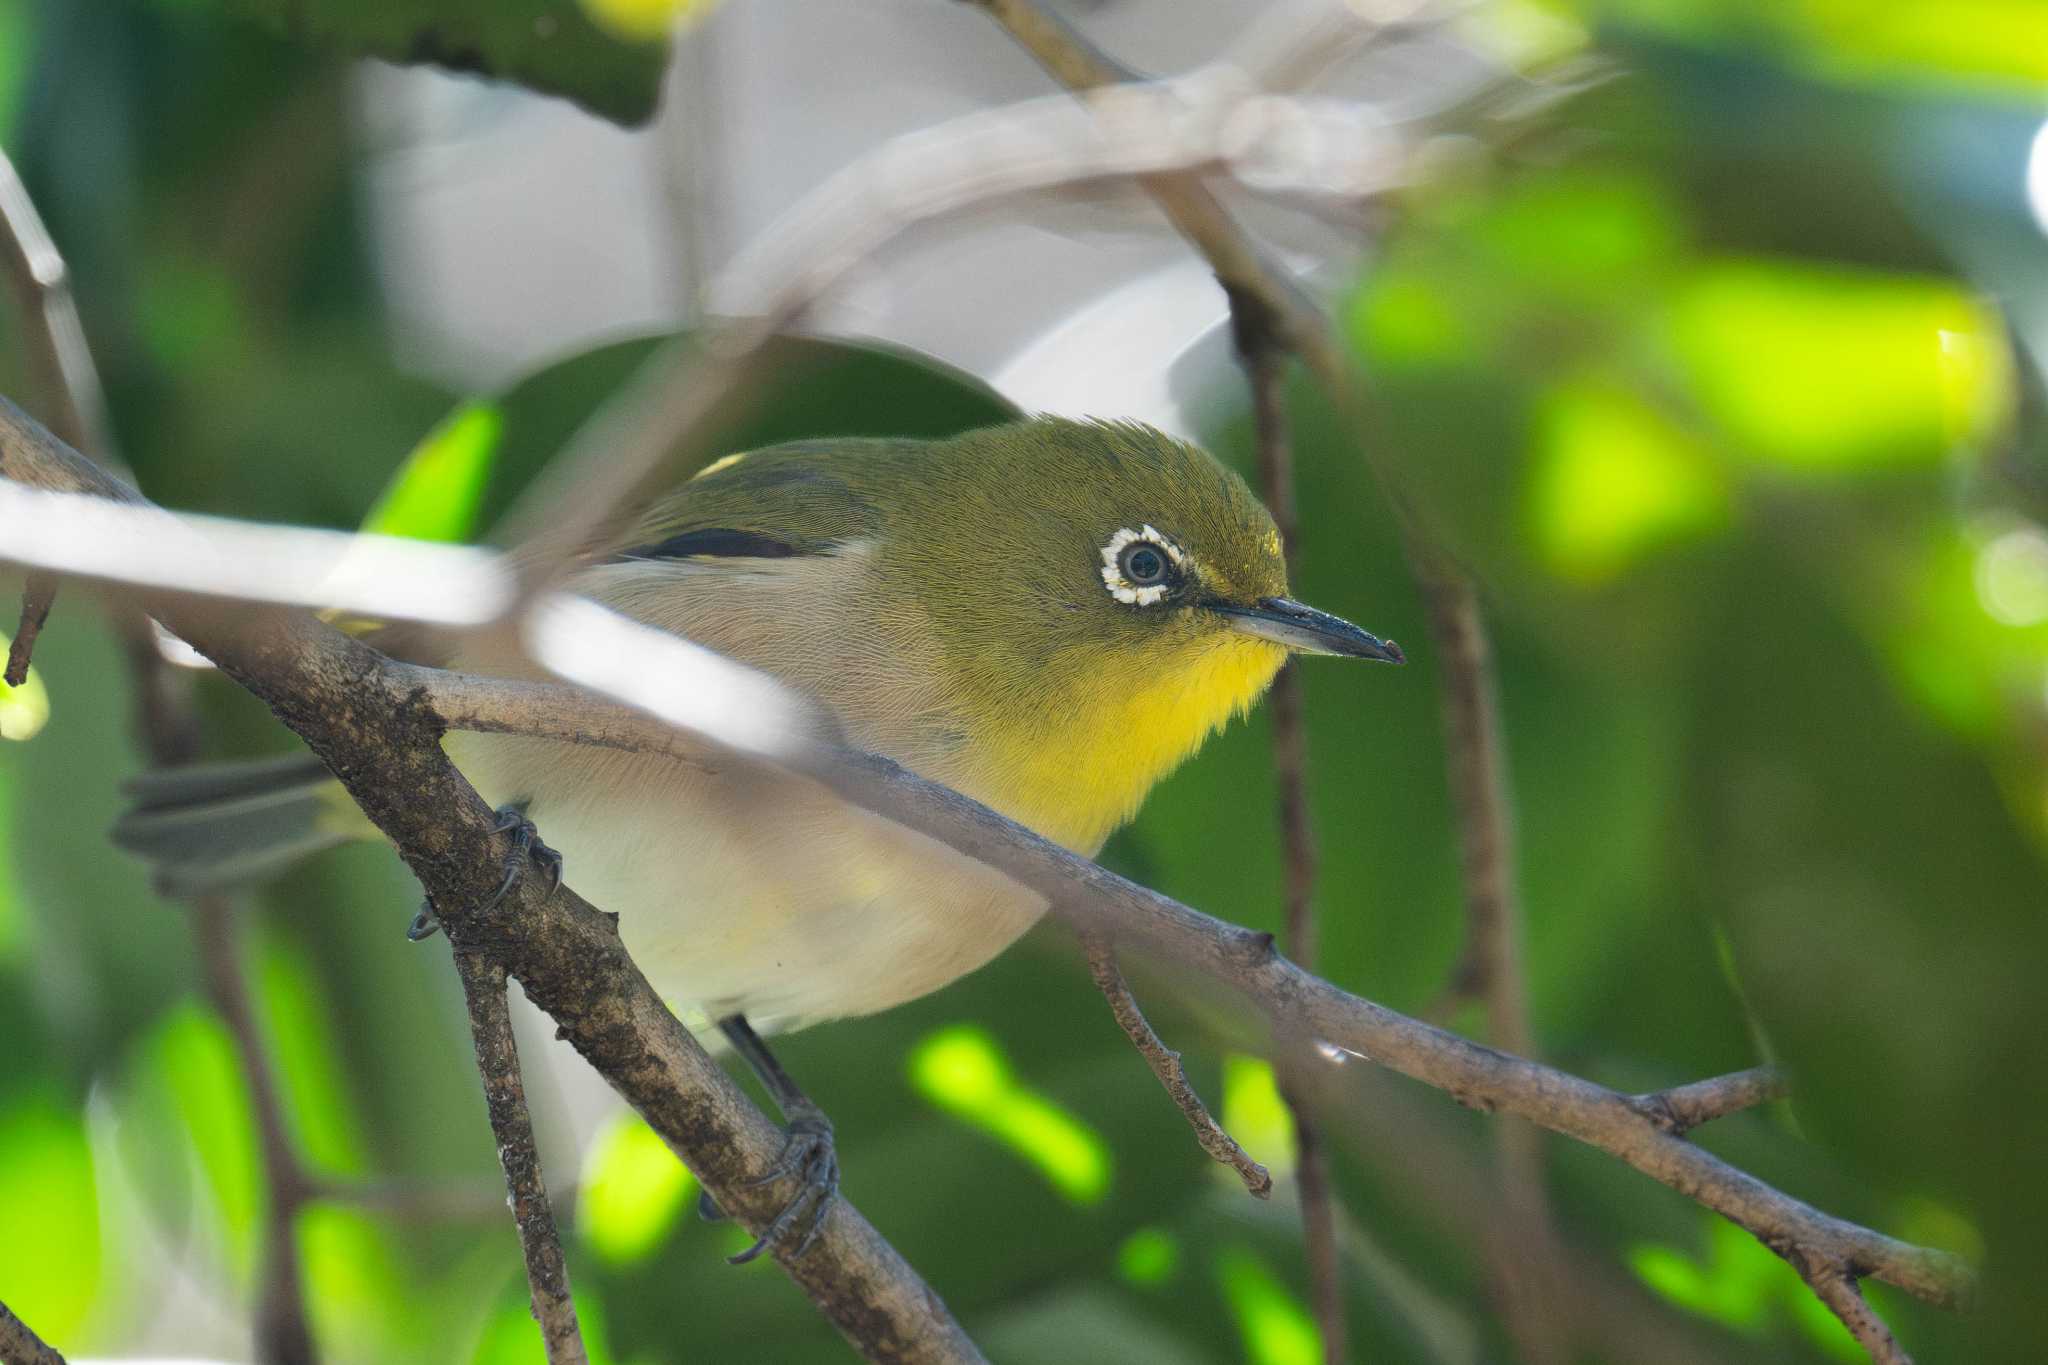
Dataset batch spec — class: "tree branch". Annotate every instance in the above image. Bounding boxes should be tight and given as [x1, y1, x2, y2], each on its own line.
[0, 1295, 64, 1365]
[0, 401, 986, 1365]
[368, 659, 1974, 1319]
[1083, 936, 1270, 1197]
[1632, 1067, 1789, 1138]
[1799, 1259, 1912, 1365]
[454, 948, 588, 1365]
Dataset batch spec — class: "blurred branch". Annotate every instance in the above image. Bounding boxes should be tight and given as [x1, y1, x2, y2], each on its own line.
[0, 1295, 65, 1365]
[1230, 287, 1345, 1364]
[1632, 1067, 1790, 1137]
[1083, 935, 1271, 1197]
[192, 895, 318, 1365]
[454, 948, 588, 1365]
[0, 402, 986, 1365]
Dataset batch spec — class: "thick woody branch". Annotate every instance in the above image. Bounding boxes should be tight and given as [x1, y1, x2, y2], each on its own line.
[454, 948, 588, 1365]
[0, 1295, 64, 1365]
[0, 400, 984, 1365]
[1083, 936, 1271, 1197]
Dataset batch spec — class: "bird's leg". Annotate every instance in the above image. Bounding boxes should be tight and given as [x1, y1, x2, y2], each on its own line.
[405, 802, 563, 942]
[697, 1013, 839, 1263]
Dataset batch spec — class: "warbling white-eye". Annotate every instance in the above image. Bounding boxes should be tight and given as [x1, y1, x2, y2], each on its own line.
[114, 415, 1404, 1256]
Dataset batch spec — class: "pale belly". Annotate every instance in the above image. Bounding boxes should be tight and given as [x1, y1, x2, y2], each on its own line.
[444, 732, 1048, 1035]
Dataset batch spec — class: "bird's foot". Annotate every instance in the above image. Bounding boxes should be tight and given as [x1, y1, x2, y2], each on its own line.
[404, 806, 561, 942]
[480, 804, 563, 912]
[701, 1106, 839, 1264]
[406, 900, 440, 941]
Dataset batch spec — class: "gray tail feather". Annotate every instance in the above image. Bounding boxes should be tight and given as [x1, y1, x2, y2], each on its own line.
[112, 753, 350, 895]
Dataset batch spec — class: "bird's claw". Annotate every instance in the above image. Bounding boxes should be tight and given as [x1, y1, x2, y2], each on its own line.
[406, 806, 561, 942]
[480, 805, 563, 912]
[720, 1109, 839, 1264]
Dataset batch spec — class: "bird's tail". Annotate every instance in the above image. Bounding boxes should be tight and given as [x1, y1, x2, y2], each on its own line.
[111, 753, 368, 895]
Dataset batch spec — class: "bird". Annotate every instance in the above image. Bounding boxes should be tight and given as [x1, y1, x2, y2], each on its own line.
[113, 415, 1404, 1257]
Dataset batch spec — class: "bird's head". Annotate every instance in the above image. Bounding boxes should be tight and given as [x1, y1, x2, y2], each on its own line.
[863, 418, 1403, 840]
[883, 416, 1404, 679]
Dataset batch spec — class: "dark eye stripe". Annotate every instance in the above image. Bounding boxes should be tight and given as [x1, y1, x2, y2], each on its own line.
[611, 527, 800, 562]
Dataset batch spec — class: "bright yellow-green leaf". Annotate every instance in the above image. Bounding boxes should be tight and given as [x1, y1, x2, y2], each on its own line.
[154, 1001, 263, 1276]
[1219, 1054, 1295, 1178]
[1799, 0, 2048, 92]
[361, 402, 503, 544]
[1349, 275, 1473, 370]
[1669, 259, 2013, 473]
[908, 1024, 1111, 1204]
[579, 1112, 695, 1266]
[300, 1202, 415, 1362]
[256, 930, 367, 1174]
[0, 1099, 101, 1342]
[1529, 377, 1730, 583]
[0, 635, 50, 742]
[1116, 1226, 1180, 1287]
[1213, 1246, 1319, 1365]
[579, 0, 717, 43]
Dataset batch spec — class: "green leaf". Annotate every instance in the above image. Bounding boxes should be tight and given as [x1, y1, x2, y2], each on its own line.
[1212, 1246, 1319, 1365]
[578, 1112, 694, 1266]
[209, 0, 670, 125]
[360, 401, 502, 543]
[908, 1024, 1112, 1205]
[0, 1098, 101, 1342]
[152, 1001, 263, 1275]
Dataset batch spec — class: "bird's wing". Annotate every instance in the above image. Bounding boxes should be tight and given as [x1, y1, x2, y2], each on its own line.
[607, 439, 898, 564]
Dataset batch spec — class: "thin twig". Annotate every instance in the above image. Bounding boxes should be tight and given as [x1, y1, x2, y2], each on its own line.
[1799, 1261, 1912, 1365]
[1230, 284, 1345, 1364]
[453, 948, 588, 1365]
[1632, 1067, 1789, 1137]
[1084, 936, 1271, 1197]
[0, 1295, 65, 1365]
[6, 573, 52, 685]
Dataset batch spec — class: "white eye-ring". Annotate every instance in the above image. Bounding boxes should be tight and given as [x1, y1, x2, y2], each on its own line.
[1100, 525, 1188, 606]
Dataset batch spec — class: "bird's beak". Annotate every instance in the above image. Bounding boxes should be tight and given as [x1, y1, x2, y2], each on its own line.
[1209, 596, 1406, 663]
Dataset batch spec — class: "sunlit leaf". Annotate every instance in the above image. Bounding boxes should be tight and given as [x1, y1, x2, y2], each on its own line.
[153, 1000, 263, 1275]
[1668, 258, 2013, 472]
[0, 1098, 101, 1341]
[578, 0, 716, 43]
[908, 1024, 1111, 1205]
[1528, 375, 1730, 583]
[1212, 1246, 1319, 1365]
[300, 1202, 417, 1361]
[1115, 1226, 1180, 1287]
[0, 634, 50, 741]
[361, 401, 503, 544]
[256, 930, 368, 1175]
[579, 1112, 694, 1266]
[1218, 1055, 1294, 1179]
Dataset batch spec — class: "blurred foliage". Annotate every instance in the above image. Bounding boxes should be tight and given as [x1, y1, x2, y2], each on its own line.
[198, 0, 670, 124]
[1, 1, 2047, 1364]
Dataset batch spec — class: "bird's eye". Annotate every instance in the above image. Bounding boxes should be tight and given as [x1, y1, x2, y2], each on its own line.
[1120, 543, 1168, 585]
[1100, 525, 1187, 606]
